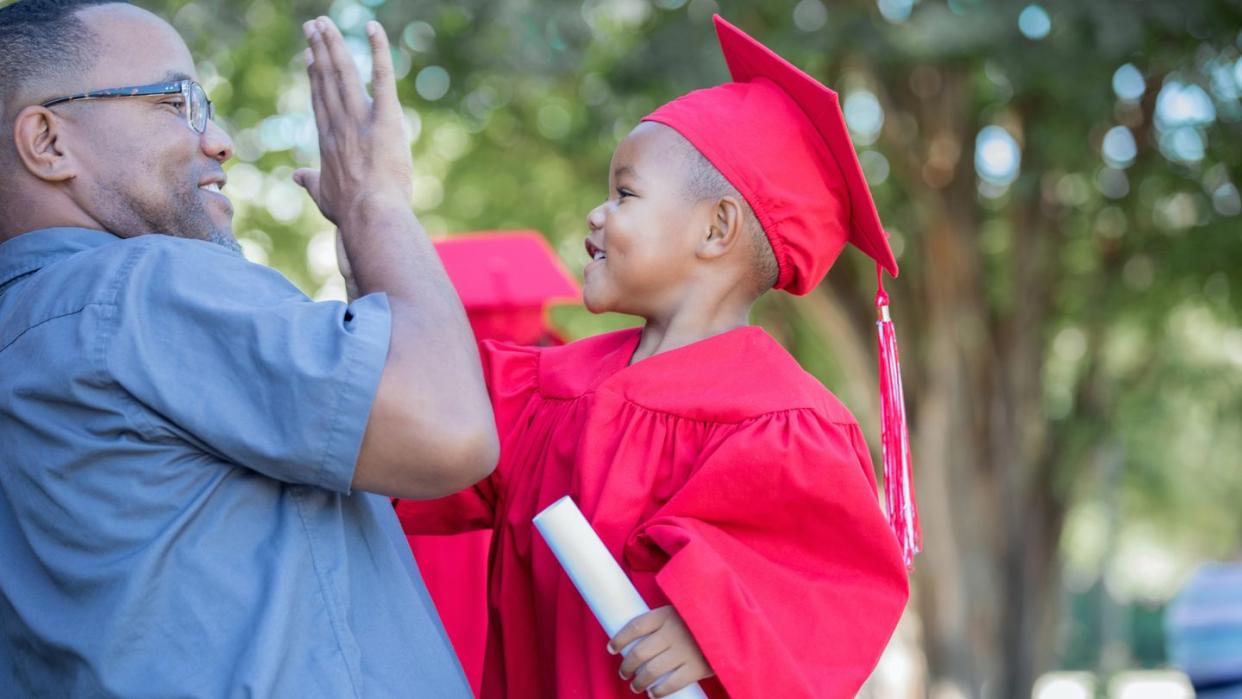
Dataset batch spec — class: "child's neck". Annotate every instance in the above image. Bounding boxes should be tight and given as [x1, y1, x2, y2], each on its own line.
[631, 295, 753, 365]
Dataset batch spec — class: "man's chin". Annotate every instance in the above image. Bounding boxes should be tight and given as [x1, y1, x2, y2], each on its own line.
[205, 228, 242, 254]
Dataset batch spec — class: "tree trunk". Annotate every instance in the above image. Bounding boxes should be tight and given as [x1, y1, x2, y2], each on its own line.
[800, 64, 1085, 697]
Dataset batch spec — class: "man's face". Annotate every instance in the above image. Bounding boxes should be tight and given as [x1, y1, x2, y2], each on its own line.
[54, 4, 235, 246]
[582, 122, 706, 317]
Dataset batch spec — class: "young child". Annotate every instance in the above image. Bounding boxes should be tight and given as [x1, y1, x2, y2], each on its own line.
[398, 16, 910, 699]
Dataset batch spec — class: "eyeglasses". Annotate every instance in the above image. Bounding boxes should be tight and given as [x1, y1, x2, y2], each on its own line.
[40, 79, 215, 134]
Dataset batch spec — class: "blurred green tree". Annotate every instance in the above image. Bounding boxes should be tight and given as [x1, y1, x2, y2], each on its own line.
[21, 0, 1236, 695]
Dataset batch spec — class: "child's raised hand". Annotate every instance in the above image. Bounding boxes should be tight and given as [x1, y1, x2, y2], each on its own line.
[609, 605, 714, 697]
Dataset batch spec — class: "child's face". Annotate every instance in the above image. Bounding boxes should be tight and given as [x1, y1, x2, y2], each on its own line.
[582, 123, 704, 318]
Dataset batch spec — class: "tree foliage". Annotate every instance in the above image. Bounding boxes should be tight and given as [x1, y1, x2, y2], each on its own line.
[33, 0, 1240, 694]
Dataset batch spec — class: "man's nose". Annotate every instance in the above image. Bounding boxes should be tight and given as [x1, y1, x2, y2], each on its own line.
[201, 119, 234, 164]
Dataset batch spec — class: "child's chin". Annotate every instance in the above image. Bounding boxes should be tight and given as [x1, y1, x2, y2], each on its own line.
[582, 282, 611, 314]
[582, 293, 611, 315]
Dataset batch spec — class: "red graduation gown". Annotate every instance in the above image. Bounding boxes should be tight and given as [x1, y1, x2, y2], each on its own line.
[398, 326, 909, 698]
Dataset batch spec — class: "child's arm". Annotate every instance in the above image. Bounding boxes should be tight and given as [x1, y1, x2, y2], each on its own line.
[610, 606, 714, 697]
[624, 415, 909, 698]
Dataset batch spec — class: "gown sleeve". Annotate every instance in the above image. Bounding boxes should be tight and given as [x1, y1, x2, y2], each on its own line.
[395, 339, 541, 535]
[622, 410, 909, 699]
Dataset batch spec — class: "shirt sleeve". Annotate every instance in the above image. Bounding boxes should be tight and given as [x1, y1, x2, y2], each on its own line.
[103, 237, 390, 493]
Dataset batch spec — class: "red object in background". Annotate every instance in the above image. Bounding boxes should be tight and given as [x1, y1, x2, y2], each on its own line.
[434, 231, 581, 347]
[397, 231, 579, 697]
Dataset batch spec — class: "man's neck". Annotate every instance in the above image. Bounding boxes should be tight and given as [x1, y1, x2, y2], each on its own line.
[0, 201, 105, 244]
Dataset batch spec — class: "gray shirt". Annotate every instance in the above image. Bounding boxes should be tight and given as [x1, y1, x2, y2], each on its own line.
[0, 227, 470, 697]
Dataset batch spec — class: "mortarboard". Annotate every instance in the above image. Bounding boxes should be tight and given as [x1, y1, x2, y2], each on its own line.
[434, 231, 580, 346]
[641, 16, 921, 567]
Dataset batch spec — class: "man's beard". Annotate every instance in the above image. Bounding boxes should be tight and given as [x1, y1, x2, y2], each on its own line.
[94, 176, 240, 253]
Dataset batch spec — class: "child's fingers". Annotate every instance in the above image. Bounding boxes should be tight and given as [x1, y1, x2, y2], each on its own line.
[617, 631, 670, 680]
[629, 648, 682, 693]
[609, 607, 668, 654]
[647, 664, 701, 698]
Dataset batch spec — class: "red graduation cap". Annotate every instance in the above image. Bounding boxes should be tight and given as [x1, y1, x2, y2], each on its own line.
[434, 231, 580, 347]
[642, 16, 921, 566]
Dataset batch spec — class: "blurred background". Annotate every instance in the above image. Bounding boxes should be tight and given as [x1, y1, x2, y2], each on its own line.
[65, 0, 1242, 695]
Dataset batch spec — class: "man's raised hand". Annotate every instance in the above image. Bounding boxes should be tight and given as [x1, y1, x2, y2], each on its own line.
[293, 17, 411, 226]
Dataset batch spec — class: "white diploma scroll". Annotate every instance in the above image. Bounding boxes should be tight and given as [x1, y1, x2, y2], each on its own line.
[533, 496, 709, 699]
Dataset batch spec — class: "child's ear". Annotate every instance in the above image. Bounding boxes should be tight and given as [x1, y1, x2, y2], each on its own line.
[697, 195, 745, 260]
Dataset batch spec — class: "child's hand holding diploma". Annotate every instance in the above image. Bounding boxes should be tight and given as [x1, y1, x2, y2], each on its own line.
[610, 606, 714, 697]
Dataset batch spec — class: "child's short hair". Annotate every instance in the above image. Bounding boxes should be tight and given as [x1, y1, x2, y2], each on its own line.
[674, 136, 780, 294]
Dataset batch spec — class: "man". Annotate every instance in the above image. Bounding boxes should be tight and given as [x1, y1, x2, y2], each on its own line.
[0, 1, 494, 695]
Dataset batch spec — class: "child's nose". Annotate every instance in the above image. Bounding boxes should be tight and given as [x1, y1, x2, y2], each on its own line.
[586, 204, 606, 231]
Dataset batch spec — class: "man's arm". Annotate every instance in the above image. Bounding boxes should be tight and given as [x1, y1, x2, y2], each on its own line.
[294, 17, 496, 499]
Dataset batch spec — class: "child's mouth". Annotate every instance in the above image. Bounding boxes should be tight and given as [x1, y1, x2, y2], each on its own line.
[585, 239, 606, 262]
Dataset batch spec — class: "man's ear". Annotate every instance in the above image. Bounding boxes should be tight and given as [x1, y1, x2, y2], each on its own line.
[12, 106, 78, 183]
[696, 195, 745, 260]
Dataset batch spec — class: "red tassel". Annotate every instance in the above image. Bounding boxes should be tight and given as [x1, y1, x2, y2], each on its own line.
[875, 266, 921, 569]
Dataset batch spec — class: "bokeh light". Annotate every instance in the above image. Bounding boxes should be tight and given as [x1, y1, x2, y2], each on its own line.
[843, 90, 884, 145]
[792, 0, 828, 32]
[1102, 126, 1138, 169]
[1112, 63, 1146, 101]
[1155, 81, 1216, 128]
[402, 21, 436, 53]
[975, 125, 1021, 186]
[860, 150, 890, 186]
[876, 0, 915, 24]
[1154, 80, 1215, 163]
[415, 66, 451, 101]
[1018, 4, 1051, 40]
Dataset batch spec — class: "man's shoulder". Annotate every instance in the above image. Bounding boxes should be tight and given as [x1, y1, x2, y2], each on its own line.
[21, 232, 257, 300]
[108, 234, 303, 308]
[2, 232, 301, 342]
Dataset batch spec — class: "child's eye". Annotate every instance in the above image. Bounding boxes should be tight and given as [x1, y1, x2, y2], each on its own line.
[616, 188, 634, 199]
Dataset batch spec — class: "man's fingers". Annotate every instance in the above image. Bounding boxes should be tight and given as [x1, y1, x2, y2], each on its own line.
[365, 21, 399, 118]
[306, 18, 344, 121]
[617, 631, 670, 680]
[302, 35, 329, 131]
[293, 168, 330, 221]
[293, 168, 320, 197]
[317, 17, 367, 117]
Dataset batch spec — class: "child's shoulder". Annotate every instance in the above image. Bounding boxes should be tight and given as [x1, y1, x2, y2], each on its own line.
[484, 326, 860, 426]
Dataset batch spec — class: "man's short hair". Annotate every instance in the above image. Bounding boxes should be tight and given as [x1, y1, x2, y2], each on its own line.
[677, 138, 780, 295]
[0, 0, 121, 118]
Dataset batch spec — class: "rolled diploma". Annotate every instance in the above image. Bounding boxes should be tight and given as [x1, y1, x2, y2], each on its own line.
[533, 496, 709, 699]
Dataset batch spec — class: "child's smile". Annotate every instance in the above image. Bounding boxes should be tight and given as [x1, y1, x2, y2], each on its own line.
[585, 237, 607, 270]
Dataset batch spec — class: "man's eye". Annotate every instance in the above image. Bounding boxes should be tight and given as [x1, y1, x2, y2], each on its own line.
[164, 99, 186, 110]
